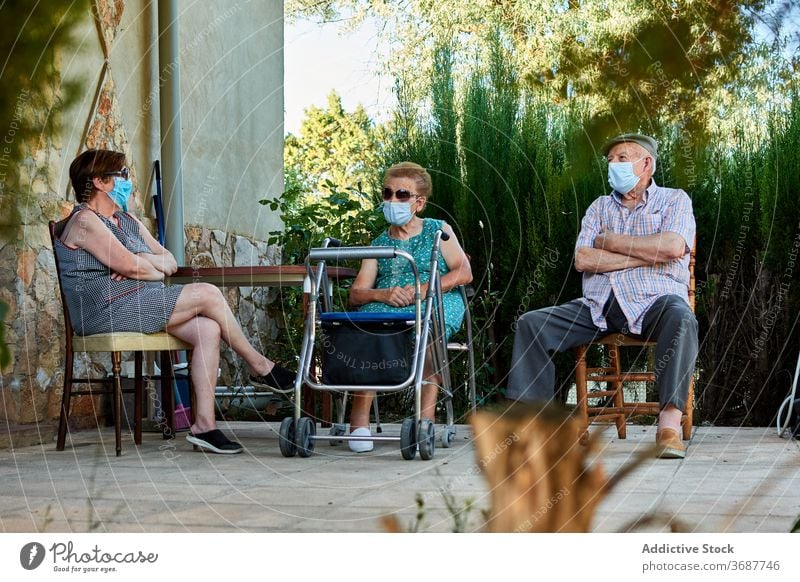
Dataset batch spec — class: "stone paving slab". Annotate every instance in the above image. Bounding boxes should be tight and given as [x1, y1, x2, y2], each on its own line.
[0, 420, 55, 450]
[0, 421, 797, 533]
[590, 425, 800, 533]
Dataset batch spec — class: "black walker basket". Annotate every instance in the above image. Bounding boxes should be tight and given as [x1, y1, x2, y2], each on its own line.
[320, 312, 415, 386]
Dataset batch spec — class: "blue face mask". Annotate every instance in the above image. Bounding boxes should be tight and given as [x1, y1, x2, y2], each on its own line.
[607, 162, 640, 195]
[382, 201, 414, 226]
[106, 177, 133, 211]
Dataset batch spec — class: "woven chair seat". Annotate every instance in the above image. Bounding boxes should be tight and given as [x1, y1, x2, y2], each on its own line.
[73, 331, 191, 353]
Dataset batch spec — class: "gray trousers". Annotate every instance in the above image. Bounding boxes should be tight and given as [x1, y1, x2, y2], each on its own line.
[507, 294, 698, 411]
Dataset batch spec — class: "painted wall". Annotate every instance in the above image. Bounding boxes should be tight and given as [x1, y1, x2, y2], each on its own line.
[180, 2, 284, 244]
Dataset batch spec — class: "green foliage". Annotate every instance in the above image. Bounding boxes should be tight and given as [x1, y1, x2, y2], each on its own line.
[284, 91, 385, 197]
[534, 0, 767, 139]
[260, 182, 383, 265]
[280, 91, 388, 262]
[0, 0, 88, 242]
[286, 0, 793, 145]
[683, 90, 800, 425]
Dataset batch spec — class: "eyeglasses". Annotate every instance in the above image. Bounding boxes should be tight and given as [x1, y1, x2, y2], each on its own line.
[104, 166, 130, 181]
[382, 187, 420, 201]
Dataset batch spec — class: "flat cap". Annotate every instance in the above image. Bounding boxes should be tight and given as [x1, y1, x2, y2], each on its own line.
[602, 133, 658, 159]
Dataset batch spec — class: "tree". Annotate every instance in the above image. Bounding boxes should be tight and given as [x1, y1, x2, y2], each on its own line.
[273, 92, 387, 263]
[284, 91, 385, 197]
[287, 0, 791, 143]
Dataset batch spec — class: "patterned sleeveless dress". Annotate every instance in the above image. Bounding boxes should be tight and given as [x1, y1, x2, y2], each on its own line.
[54, 204, 183, 336]
[359, 218, 465, 341]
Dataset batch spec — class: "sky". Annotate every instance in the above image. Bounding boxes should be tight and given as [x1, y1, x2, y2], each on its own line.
[283, 17, 393, 136]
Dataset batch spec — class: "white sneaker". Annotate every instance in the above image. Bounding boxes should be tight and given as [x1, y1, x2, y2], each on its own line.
[348, 427, 373, 453]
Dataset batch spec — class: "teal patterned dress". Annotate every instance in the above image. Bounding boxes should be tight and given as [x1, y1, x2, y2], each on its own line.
[359, 218, 465, 341]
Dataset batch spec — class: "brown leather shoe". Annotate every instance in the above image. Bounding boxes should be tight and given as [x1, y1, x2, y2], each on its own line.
[656, 428, 686, 459]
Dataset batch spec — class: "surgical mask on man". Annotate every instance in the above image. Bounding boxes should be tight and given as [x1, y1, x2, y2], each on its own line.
[607, 162, 640, 195]
[382, 201, 414, 226]
[106, 177, 133, 211]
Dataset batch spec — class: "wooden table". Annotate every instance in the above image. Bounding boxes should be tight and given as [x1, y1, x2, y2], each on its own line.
[169, 265, 356, 287]
[169, 265, 357, 424]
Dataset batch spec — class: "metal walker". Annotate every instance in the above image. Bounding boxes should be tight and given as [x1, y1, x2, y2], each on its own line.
[277, 230, 475, 460]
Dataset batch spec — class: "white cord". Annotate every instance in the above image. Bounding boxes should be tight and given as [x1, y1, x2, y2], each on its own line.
[777, 350, 800, 438]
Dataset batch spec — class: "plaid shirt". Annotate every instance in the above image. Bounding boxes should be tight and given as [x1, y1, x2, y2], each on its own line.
[576, 180, 695, 334]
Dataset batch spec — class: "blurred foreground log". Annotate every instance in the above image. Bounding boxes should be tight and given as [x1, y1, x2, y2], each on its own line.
[471, 404, 643, 532]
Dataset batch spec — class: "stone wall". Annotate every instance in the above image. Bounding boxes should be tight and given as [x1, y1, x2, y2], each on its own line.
[184, 225, 283, 384]
[0, 199, 71, 424]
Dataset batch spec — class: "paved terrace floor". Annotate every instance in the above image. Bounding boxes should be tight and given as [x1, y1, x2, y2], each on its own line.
[0, 423, 797, 533]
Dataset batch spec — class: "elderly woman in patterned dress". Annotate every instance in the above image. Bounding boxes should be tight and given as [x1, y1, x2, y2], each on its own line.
[346, 162, 473, 452]
[55, 149, 294, 454]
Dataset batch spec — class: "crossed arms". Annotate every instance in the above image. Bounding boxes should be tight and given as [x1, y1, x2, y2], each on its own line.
[574, 231, 686, 273]
[66, 209, 177, 281]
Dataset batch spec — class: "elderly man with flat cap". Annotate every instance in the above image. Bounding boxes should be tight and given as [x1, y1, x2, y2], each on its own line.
[507, 133, 697, 458]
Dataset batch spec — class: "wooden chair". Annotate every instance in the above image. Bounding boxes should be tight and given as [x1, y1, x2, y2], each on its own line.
[574, 242, 696, 441]
[49, 219, 192, 456]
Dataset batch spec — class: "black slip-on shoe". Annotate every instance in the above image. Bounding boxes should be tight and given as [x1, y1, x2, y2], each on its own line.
[251, 364, 296, 390]
[187, 429, 243, 454]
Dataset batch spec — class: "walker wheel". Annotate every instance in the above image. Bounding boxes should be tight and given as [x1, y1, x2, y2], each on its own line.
[296, 417, 316, 458]
[278, 417, 296, 457]
[417, 419, 435, 460]
[440, 425, 455, 448]
[328, 423, 345, 446]
[400, 417, 417, 460]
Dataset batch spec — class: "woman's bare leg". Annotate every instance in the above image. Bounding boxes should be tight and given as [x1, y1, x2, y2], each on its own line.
[165, 315, 221, 434]
[348, 357, 438, 430]
[167, 283, 273, 375]
[421, 348, 439, 421]
[349, 391, 374, 430]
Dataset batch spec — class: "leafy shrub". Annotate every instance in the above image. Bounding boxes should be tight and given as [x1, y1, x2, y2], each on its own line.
[260, 181, 384, 265]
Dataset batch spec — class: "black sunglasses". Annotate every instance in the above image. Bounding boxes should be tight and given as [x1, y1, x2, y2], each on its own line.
[382, 187, 419, 202]
[104, 166, 130, 181]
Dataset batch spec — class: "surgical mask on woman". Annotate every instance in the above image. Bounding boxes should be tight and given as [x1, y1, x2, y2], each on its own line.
[106, 177, 133, 211]
[607, 162, 640, 195]
[382, 201, 414, 226]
